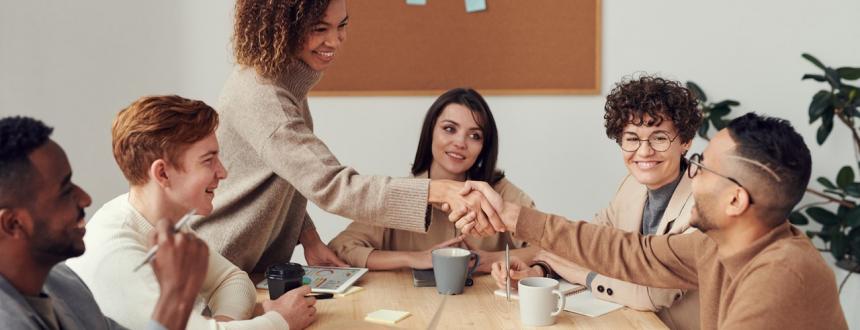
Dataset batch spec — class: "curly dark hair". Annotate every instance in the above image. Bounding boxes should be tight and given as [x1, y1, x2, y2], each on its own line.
[233, 0, 331, 80]
[604, 75, 702, 144]
[0, 116, 54, 207]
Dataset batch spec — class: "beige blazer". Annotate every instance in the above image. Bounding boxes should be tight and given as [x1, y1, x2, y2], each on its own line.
[328, 173, 535, 267]
[590, 174, 700, 330]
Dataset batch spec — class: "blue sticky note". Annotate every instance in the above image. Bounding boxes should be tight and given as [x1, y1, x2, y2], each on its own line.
[406, 0, 426, 5]
[465, 0, 486, 13]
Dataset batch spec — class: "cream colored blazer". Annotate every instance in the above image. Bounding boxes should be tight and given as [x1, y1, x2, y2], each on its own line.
[590, 174, 700, 330]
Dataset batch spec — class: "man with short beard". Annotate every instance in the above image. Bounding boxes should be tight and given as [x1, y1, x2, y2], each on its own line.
[0, 116, 208, 330]
[457, 113, 848, 329]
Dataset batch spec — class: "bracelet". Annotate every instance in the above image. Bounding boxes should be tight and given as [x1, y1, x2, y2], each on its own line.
[530, 261, 560, 279]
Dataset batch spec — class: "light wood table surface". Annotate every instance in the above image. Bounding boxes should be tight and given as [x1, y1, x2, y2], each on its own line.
[255, 270, 667, 329]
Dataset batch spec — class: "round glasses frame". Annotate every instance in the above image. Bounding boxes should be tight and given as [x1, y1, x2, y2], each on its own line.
[618, 132, 678, 152]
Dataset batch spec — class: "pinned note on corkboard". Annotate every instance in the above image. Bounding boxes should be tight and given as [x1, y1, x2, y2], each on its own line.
[312, 0, 601, 96]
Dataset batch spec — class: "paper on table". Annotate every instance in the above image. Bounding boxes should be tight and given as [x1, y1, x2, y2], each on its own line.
[365, 309, 412, 324]
[563, 290, 623, 317]
[406, 0, 426, 5]
[493, 279, 584, 299]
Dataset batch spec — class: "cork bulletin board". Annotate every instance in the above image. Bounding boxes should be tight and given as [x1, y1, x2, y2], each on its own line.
[312, 0, 601, 96]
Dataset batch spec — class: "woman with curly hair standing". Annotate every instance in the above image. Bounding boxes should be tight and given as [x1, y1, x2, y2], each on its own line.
[490, 75, 704, 330]
[192, 0, 502, 280]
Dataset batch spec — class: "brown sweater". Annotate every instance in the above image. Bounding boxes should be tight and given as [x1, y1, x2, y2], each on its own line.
[192, 61, 431, 273]
[328, 174, 535, 267]
[515, 207, 847, 330]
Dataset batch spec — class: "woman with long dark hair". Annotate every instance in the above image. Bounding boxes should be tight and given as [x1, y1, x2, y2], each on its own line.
[329, 88, 537, 272]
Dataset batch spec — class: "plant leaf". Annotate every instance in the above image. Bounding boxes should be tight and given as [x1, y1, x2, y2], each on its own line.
[850, 228, 860, 258]
[808, 90, 831, 122]
[802, 74, 827, 82]
[837, 67, 860, 80]
[824, 67, 842, 89]
[712, 118, 728, 131]
[686, 81, 707, 102]
[831, 232, 848, 260]
[818, 225, 836, 242]
[802, 53, 826, 70]
[837, 166, 855, 188]
[697, 119, 710, 140]
[847, 206, 860, 228]
[845, 183, 860, 198]
[817, 177, 838, 189]
[788, 211, 809, 225]
[710, 105, 731, 118]
[806, 207, 840, 226]
[816, 109, 834, 145]
[713, 100, 740, 108]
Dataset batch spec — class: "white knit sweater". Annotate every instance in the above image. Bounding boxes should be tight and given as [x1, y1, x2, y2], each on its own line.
[66, 194, 288, 329]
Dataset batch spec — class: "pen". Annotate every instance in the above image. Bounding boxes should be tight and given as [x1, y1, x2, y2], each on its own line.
[505, 243, 511, 302]
[133, 209, 197, 272]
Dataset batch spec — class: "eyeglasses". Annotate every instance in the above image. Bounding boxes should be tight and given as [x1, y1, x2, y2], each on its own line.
[618, 132, 678, 152]
[687, 153, 754, 204]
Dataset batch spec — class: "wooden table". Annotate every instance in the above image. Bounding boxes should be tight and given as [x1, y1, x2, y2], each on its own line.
[255, 271, 667, 329]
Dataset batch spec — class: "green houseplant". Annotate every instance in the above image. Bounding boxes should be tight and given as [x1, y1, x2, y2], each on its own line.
[686, 81, 740, 141]
[787, 54, 860, 284]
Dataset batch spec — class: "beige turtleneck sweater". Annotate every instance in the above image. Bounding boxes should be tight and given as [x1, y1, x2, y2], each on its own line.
[191, 61, 431, 273]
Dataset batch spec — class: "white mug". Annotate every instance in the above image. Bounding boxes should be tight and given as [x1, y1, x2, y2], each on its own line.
[518, 277, 565, 326]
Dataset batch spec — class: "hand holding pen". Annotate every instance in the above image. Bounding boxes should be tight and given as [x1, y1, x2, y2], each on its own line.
[149, 220, 209, 329]
[135, 209, 197, 271]
[146, 216, 209, 328]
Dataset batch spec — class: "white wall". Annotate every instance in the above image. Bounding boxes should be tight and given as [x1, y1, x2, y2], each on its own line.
[2, 0, 858, 327]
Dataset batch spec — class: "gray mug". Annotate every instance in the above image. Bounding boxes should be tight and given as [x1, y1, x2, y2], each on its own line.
[431, 247, 480, 295]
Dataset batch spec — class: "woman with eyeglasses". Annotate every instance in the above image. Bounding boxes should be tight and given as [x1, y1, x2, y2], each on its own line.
[490, 75, 703, 330]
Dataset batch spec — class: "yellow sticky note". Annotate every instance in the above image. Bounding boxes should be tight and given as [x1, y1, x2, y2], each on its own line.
[365, 309, 411, 324]
[335, 286, 364, 297]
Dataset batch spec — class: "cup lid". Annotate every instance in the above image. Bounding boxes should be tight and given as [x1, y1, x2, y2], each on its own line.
[266, 262, 305, 279]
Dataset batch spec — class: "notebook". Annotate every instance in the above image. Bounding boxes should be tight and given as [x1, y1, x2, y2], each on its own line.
[493, 279, 585, 299]
[563, 290, 623, 317]
[494, 280, 623, 318]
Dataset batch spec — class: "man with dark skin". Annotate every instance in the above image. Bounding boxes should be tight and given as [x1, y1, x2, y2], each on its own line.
[0, 116, 209, 330]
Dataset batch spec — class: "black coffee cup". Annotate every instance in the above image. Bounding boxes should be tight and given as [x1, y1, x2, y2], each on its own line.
[266, 262, 305, 300]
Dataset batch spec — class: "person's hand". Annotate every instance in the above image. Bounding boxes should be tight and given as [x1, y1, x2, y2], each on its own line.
[534, 250, 591, 285]
[408, 235, 467, 269]
[429, 180, 503, 238]
[148, 219, 209, 330]
[460, 238, 494, 273]
[490, 257, 543, 290]
[300, 228, 348, 267]
[262, 285, 317, 330]
[451, 181, 515, 237]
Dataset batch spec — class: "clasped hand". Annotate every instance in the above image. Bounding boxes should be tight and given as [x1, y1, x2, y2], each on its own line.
[437, 180, 517, 238]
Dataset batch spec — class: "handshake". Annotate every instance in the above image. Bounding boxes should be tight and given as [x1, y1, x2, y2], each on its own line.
[430, 180, 522, 237]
